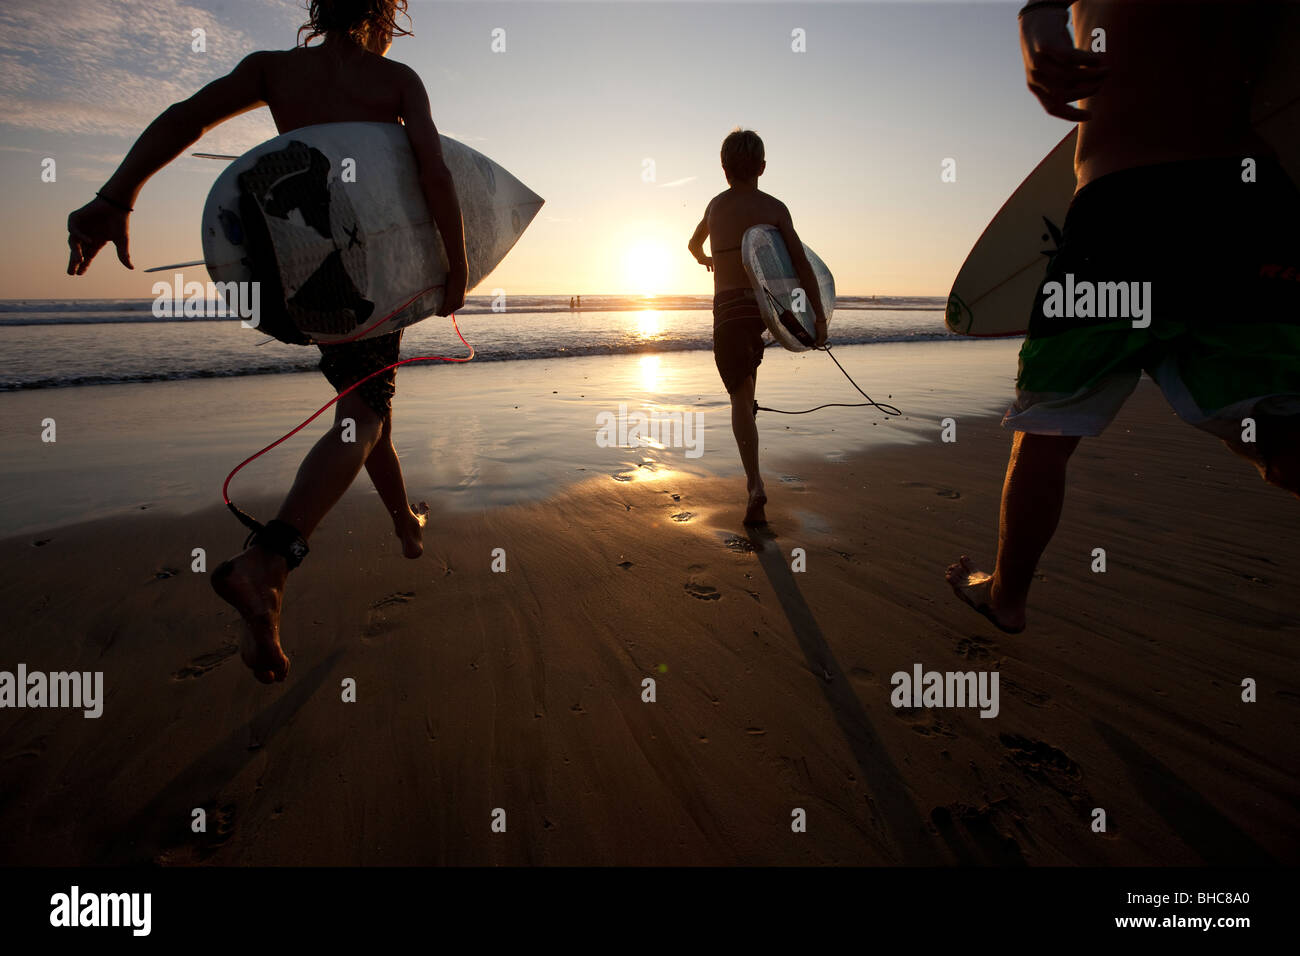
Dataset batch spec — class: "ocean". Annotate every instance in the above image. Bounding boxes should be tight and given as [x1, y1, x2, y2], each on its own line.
[0, 295, 980, 391]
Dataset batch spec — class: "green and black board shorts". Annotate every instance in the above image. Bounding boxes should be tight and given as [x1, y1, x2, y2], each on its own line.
[1007, 155, 1300, 441]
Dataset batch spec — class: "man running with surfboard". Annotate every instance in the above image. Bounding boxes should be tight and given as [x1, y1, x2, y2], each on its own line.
[65, 0, 469, 682]
[947, 0, 1300, 633]
[689, 129, 828, 525]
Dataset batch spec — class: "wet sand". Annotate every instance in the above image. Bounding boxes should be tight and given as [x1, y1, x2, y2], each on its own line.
[1, 378, 1296, 865]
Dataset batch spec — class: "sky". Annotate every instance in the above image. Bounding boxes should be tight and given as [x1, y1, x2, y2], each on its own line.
[0, 0, 1077, 298]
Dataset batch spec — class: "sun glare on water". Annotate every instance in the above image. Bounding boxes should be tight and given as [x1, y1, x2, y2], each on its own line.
[633, 310, 663, 339]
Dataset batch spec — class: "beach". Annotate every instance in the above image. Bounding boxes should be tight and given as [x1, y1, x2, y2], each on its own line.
[1, 340, 1296, 866]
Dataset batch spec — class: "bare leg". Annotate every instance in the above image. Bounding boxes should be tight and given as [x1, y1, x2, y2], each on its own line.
[730, 374, 766, 524]
[363, 410, 428, 557]
[211, 391, 384, 683]
[946, 432, 1080, 632]
[275, 392, 385, 537]
[1223, 414, 1300, 499]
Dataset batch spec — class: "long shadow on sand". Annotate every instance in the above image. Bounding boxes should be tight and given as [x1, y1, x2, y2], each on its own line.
[1093, 719, 1276, 865]
[93, 651, 343, 864]
[746, 526, 940, 864]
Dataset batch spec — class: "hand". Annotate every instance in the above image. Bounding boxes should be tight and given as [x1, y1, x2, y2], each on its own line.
[697, 255, 713, 273]
[438, 262, 468, 316]
[815, 317, 828, 348]
[67, 197, 133, 275]
[1020, 5, 1108, 121]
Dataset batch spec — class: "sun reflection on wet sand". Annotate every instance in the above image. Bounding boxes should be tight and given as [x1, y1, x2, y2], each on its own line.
[639, 353, 661, 392]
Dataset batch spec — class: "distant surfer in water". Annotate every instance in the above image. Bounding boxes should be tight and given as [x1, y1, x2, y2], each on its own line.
[688, 129, 828, 524]
[65, 0, 469, 682]
[948, 0, 1300, 633]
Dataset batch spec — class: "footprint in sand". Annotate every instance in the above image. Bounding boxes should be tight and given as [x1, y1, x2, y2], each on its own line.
[363, 591, 416, 640]
[998, 734, 1091, 807]
[684, 581, 721, 601]
[3, 734, 47, 762]
[902, 480, 961, 499]
[671, 512, 695, 523]
[154, 567, 180, 580]
[722, 535, 757, 554]
[31, 538, 51, 547]
[892, 707, 957, 738]
[611, 474, 634, 483]
[954, 636, 995, 661]
[159, 803, 239, 863]
[196, 803, 238, 859]
[172, 642, 239, 680]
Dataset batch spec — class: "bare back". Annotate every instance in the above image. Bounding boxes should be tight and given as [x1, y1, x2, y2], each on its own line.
[706, 187, 788, 292]
[1073, 0, 1271, 187]
[259, 44, 407, 134]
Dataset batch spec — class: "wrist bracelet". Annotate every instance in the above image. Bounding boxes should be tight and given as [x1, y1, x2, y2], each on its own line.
[1019, 0, 1071, 16]
[95, 190, 133, 213]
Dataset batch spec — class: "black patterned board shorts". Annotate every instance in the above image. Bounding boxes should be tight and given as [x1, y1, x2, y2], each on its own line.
[713, 288, 767, 394]
[317, 329, 403, 418]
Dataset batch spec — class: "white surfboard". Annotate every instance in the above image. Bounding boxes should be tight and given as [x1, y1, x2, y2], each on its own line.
[946, 8, 1300, 337]
[202, 122, 543, 344]
[740, 224, 835, 352]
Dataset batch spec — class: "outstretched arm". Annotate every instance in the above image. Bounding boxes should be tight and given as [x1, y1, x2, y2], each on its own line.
[398, 65, 468, 316]
[775, 203, 827, 346]
[687, 203, 713, 272]
[67, 52, 271, 275]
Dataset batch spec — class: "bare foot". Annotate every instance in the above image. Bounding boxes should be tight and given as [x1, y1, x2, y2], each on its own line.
[395, 501, 428, 559]
[944, 555, 1026, 634]
[743, 482, 768, 526]
[211, 546, 290, 683]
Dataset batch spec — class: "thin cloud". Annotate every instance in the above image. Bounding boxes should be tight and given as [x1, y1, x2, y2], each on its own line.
[657, 176, 697, 188]
[0, 0, 292, 139]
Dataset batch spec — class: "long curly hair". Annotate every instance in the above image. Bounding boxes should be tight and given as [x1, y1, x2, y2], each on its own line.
[297, 0, 413, 47]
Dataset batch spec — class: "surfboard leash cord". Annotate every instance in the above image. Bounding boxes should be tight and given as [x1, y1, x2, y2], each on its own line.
[222, 296, 473, 537]
[753, 285, 901, 417]
[756, 344, 903, 418]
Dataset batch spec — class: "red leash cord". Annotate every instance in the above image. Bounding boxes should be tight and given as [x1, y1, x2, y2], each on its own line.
[221, 293, 473, 531]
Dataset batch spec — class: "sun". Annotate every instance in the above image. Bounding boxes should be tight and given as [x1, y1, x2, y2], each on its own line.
[623, 240, 672, 296]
